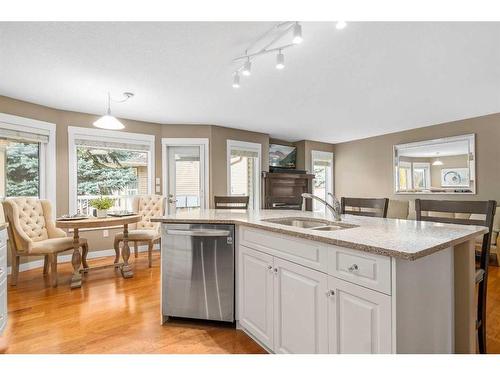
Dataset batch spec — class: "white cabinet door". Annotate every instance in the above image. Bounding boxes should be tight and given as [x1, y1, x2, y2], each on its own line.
[274, 258, 328, 354]
[328, 276, 392, 354]
[238, 245, 274, 350]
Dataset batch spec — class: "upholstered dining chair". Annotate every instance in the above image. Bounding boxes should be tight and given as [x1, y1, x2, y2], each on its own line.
[112, 195, 166, 268]
[2, 198, 88, 287]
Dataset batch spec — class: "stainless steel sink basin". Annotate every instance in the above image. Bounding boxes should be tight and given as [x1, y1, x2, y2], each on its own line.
[262, 217, 358, 231]
[311, 225, 347, 231]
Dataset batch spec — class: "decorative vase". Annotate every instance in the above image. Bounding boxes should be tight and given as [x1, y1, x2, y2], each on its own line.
[96, 209, 108, 218]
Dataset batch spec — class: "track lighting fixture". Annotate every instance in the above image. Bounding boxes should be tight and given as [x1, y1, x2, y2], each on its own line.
[336, 21, 347, 30]
[292, 22, 303, 44]
[232, 73, 240, 88]
[242, 59, 251, 76]
[276, 50, 285, 70]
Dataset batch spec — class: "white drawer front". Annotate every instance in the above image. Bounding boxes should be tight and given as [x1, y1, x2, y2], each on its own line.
[0, 229, 7, 248]
[239, 227, 328, 272]
[0, 245, 6, 284]
[0, 279, 6, 334]
[328, 246, 391, 295]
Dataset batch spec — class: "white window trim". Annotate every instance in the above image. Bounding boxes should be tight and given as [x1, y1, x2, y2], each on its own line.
[412, 162, 431, 189]
[68, 126, 155, 215]
[310, 150, 334, 212]
[227, 139, 262, 210]
[161, 138, 210, 213]
[0, 113, 57, 215]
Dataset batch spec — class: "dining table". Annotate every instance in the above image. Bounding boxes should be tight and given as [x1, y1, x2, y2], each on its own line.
[56, 215, 142, 288]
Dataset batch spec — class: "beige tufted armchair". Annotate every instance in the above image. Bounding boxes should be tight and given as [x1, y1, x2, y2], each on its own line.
[2, 198, 88, 287]
[112, 195, 165, 268]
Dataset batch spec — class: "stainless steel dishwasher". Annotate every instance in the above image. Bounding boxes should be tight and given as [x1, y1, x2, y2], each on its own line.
[162, 223, 235, 323]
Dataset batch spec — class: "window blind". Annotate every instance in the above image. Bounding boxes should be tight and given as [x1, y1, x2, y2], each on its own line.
[75, 138, 151, 152]
[0, 128, 49, 143]
[313, 160, 331, 167]
[230, 148, 259, 158]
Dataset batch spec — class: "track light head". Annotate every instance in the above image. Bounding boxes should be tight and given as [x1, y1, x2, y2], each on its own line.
[292, 22, 303, 44]
[232, 73, 240, 88]
[276, 50, 285, 70]
[336, 21, 347, 30]
[242, 59, 251, 76]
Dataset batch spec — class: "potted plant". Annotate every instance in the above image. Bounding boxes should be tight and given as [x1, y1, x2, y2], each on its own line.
[89, 196, 115, 218]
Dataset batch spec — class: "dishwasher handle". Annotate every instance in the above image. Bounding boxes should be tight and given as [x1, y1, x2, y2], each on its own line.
[166, 229, 231, 237]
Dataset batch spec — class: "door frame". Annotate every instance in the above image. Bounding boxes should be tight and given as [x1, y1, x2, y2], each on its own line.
[226, 139, 262, 209]
[161, 138, 210, 212]
[310, 150, 334, 212]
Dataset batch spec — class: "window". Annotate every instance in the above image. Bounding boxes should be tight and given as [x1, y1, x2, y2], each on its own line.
[69, 127, 155, 215]
[412, 162, 431, 190]
[0, 113, 56, 207]
[311, 150, 334, 212]
[397, 161, 430, 191]
[227, 140, 261, 210]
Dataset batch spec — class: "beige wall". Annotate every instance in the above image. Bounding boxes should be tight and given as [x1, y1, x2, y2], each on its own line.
[0, 96, 275, 265]
[334, 112, 500, 202]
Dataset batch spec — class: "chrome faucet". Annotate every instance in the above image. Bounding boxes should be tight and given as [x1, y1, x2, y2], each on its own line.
[301, 193, 342, 221]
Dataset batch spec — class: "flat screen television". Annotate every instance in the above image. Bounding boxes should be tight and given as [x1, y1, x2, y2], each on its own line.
[269, 144, 297, 169]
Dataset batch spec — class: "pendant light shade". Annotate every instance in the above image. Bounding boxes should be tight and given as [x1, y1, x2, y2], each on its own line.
[93, 92, 131, 130]
[93, 114, 125, 130]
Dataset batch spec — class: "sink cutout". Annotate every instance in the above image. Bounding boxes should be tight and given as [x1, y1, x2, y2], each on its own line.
[262, 217, 358, 231]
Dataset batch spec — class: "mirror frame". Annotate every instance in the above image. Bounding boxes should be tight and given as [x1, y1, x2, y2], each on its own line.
[393, 133, 476, 195]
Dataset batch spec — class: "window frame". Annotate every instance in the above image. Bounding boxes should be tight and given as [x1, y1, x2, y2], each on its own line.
[68, 126, 155, 215]
[0, 112, 56, 214]
[226, 139, 262, 210]
[310, 150, 334, 212]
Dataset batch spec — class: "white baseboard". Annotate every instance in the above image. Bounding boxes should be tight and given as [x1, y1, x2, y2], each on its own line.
[6, 244, 156, 275]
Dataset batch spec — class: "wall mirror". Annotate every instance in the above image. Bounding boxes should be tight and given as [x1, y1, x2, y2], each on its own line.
[393, 134, 475, 194]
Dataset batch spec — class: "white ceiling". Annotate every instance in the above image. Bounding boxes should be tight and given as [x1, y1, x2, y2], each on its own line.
[1, 22, 500, 143]
[399, 140, 469, 157]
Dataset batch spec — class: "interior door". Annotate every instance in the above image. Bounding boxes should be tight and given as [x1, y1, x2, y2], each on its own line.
[165, 145, 204, 214]
[273, 257, 328, 354]
[328, 275, 392, 354]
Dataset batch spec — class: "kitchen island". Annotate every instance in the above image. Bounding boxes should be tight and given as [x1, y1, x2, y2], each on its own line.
[153, 209, 487, 354]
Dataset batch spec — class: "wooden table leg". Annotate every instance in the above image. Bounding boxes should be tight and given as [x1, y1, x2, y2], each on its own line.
[120, 223, 133, 278]
[70, 228, 83, 289]
[454, 239, 476, 353]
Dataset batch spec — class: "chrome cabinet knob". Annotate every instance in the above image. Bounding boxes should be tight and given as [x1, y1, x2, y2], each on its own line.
[326, 290, 335, 297]
[267, 265, 273, 272]
[348, 264, 359, 272]
[273, 268, 278, 274]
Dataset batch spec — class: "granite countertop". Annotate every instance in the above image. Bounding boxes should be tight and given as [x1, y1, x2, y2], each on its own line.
[151, 209, 487, 261]
[0, 222, 8, 230]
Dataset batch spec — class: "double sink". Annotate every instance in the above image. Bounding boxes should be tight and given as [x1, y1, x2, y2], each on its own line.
[262, 217, 358, 232]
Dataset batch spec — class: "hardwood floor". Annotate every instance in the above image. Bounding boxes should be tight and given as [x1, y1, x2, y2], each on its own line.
[3, 251, 500, 354]
[1, 252, 266, 354]
[485, 263, 500, 353]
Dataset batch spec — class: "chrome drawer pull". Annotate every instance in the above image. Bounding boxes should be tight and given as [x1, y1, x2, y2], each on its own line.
[348, 264, 359, 272]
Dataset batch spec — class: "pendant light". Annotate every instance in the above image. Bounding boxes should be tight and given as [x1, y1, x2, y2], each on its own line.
[432, 152, 444, 166]
[93, 92, 134, 130]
